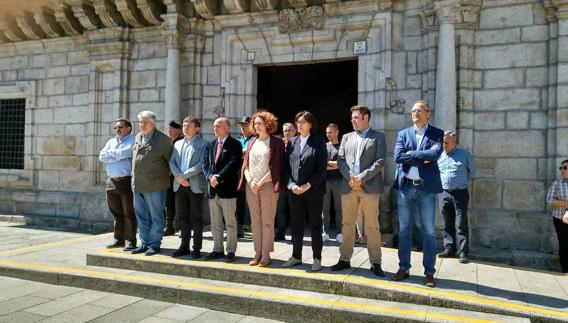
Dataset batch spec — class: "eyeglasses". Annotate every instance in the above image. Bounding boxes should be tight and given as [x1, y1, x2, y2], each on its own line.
[113, 126, 125, 130]
[560, 166, 568, 171]
[411, 109, 429, 114]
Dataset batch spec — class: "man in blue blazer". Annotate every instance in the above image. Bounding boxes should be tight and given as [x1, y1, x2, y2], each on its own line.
[393, 100, 444, 288]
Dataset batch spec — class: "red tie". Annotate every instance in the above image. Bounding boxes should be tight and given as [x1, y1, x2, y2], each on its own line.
[215, 140, 222, 163]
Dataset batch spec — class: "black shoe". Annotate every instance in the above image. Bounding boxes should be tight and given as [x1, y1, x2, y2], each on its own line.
[331, 260, 351, 271]
[131, 246, 147, 254]
[205, 251, 225, 260]
[225, 252, 236, 262]
[164, 226, 175, 236]
[191, 250, 201, 259]
[274, 235, 286, 241]
[370, 263, 385, 277]
[123, 242, 137, 251]
[106, 240, 125, 249]
[172, 248, 190, 258]
[145, 247, 160, 256]
[437, 249, 456, 258]
[458, 253, 470, 264]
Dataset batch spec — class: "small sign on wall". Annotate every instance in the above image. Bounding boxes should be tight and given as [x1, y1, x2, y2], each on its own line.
[247, 51, 256, 61]
[353, 41, 367, 55]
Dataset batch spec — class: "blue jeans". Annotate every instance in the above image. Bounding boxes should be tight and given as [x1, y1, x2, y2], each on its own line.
[397, 182, 437, 275]
[134, 190, 166, 249]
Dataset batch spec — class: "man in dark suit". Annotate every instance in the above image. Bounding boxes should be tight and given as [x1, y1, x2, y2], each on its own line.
[393, 100, 444, 288]
[331, 105, 386, 277]
[202, 117, 242, 262]
[282, 111, 327, 272]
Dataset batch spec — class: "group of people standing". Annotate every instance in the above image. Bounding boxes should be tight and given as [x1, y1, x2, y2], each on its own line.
[99, 99, 482, 289]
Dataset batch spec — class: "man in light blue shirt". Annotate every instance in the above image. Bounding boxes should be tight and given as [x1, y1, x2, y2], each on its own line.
[437, 131, 476, 264]
[169, 117, 208, 259]
[99, 118, 137, 251]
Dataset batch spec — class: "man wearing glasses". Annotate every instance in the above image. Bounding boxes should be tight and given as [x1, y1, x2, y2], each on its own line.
[437, 131, 476, 264]
[99, 118, 137, 251]
[393, 100, 444, 288]
[546, 160, 568, 273]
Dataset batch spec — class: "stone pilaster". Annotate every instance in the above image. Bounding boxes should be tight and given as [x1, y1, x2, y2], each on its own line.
[434, 0, 460, 132]
[162, 13, 183, 130]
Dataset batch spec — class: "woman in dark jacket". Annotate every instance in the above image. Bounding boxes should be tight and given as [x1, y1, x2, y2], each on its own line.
[238, 111, 284, 267]
[281, 111, 327, 272]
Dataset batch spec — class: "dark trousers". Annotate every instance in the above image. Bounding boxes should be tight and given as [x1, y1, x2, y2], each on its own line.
[275, 190, 291, 237]
[290, 193, 324, 260]
[440, 189, 470, 255]
[175, 186, 204, 251]
[165, 177, 176, 229]
[106, 177, 137, 244]
[553, 217, 568, 273]
[236, 190, 250, 227]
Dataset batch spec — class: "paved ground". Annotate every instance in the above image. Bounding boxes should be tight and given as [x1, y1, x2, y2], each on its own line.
[0, 219, 566, 321]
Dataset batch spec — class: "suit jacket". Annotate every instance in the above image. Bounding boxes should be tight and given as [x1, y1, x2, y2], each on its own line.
[169, 135, 208, 194]
[337, 128, 386, 194]
[284, 134, 327, 195]
[131, 129, 173, 193]
[393, 124, 444, 193]
[202, 135, 242, 199]
[238, 135, 285, 193]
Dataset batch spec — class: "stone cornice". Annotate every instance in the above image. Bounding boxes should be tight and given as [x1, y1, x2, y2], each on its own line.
[420, 1, 480, 32]
[544, 0, 568, 22]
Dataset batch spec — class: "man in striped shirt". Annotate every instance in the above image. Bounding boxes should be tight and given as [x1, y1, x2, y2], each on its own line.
[546, 159, 568, 273]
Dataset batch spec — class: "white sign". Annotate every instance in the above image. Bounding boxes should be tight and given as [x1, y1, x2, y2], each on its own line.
[353, 41, 367, 55]
[247, 51, 256, 61]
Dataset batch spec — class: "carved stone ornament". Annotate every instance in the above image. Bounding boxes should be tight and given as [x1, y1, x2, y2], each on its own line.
[279, 6, 324, 34]
[223, 0, 249, 15]
[164, 30, 181, 48]
[191, 0, 218, 19]
[255, 0, 279, 12]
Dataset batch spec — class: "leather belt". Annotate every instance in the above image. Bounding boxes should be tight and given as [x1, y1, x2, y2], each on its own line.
[110, 176, 131, 181]
[403, 177, 421, 186]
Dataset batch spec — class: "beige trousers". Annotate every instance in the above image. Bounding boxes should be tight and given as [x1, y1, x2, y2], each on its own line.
[246, 182, 279, 255]
[339, 189, 382, 264]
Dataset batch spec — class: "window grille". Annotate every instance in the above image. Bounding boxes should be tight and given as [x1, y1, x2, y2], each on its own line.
[0, 98, 25, 169]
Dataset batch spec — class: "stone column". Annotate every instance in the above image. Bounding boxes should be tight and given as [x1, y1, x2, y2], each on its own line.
[552, 1, 568, 162]
[164, 29, 181, 130]
[434, 0, 460, 131]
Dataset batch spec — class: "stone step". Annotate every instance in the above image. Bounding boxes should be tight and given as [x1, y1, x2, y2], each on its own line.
[86, 250, 568, 322]
[0, 258, 530, 323]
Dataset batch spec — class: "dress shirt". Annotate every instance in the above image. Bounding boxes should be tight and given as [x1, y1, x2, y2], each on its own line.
[353, 127, 370, 175]
[176, 136, 203, 177]
[438, 147, 475, 190]
[299, 134, 310, 152]
[546, 178, 568, 219]
[99, 134, 135, 178]
[406, 123, 428, 180]
[141, 129, 154, 145]
[217, 135, 229, 146]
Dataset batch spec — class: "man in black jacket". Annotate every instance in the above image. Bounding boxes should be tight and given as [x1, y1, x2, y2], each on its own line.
[202, 117, 242, 262]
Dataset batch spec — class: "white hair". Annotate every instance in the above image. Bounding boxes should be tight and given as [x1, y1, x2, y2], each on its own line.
[137, 110, 156, 121]
[444, 131, 458, 142]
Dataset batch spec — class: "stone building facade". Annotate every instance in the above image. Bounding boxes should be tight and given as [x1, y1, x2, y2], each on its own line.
[0, 0, 566, 269]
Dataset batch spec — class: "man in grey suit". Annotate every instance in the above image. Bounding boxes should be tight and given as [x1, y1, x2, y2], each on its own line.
[331, 105, 386, 276]
[169, 117, 208, 259]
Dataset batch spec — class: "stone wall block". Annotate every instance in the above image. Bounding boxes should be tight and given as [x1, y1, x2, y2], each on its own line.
[47, 66, 71, 78]
[207, 65, 221, 84]
[506, 111, 529, 129]
[495, 158, 537, 180]
[41, 136, 76, 155]
[503, 180, 544, 211]
[558, 85, 568, 109]
[474, 89, 540, 111]
[133, 58, 165, 71]
[475, 130, 545, 157]
[475, 43, 546, 69]
[49, 53, 67, 66]
[68, 51, 89, 65]
[130, 71, 156, 88]
[483, 69, 524, 89]
[474, 112, 505, 130]
[530, 112, 547, 129]
[139, 89, 160, 102]
[43, 78, 65, 95]
[403, 36, 422, 51]
[58, 171, 92, 191]
[525, 67, 547, 87]
[43, 156, 81, 170]
[72, 93, 90, 106]
[479, 4, 533, 29]
[71, 65, 90, 76]
[521, 25, 548, 42]
[473, 179, 501, 208]
[65, 76, 90, 94]
[557, 65, 568, 84]
[403, 16, 420, 36]
[32, 55, 47, 67]
[37, 170, 60, 190]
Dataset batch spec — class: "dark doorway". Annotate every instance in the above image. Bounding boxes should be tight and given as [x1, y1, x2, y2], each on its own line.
[257, 60, 358, 137]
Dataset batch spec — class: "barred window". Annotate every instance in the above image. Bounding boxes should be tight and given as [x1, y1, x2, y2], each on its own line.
[0, 99, 25, 169]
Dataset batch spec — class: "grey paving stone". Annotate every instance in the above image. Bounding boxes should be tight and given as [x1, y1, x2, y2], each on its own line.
[36, 304, 114, 323]
[89, 294, 143, 310]
[23, 290, 110, 316]
[0, 296, 51, 316]
[153, 304, 208, 321]
[28, 284, 82, 299]
[189, 310, 244, 323]
[0, 282, 51, 302]
[0, 310, 47, 323]
[89, 299, 174, 323]
[238, 316, 283, 323]
[138, 316, 181, 323]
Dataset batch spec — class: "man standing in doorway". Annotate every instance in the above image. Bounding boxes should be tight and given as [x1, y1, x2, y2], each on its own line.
[99, 118, 137, 251]
[203, 117, 243, 262]
[236, 116, 254, 238]
[275, 122, 297, 241]
[131, 111, 173, 256]
[164, 120, 183, 236]
[393, 100, 444, 287]
[437, 131, 475, 264]
[331, 105, 386, 277]
[322, 123, 343, 244]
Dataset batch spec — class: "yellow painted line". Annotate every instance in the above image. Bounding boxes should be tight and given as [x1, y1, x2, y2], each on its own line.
[0, 233, 111, 257]
[0, 259, 498, 323]
[98, 248, 568, 319]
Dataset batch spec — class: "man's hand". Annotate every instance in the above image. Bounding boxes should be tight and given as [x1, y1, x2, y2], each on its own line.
[291, 185, 302, 195]
[349, 176, 362, 191]
[564, 211, 568, 224]
[552, 199, 567, 208]
[250, 182, 261, 194]
[299, 183, 311, 193]
[327, 161, 338, 170]
[210, 175, 220, 188]
[175, 175, 189, 187]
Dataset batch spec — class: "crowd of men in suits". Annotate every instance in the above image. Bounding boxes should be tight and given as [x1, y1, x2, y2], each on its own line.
[99, 100, 479, 288]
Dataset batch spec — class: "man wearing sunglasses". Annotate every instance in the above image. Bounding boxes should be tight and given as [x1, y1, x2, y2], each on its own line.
[546, 160, 568, 273]
[99, 118, 137, 251]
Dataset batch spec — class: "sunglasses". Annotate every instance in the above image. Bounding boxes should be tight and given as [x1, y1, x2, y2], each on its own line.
[113, 126, 125, 130]
[560, 166, 568, 171]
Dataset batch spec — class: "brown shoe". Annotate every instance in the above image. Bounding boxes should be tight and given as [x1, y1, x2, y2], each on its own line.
[425, 274, 436, 288]
[249, 254, 261, 266]
[258, 258, 271, 267]
[392, 269, 410, 281]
